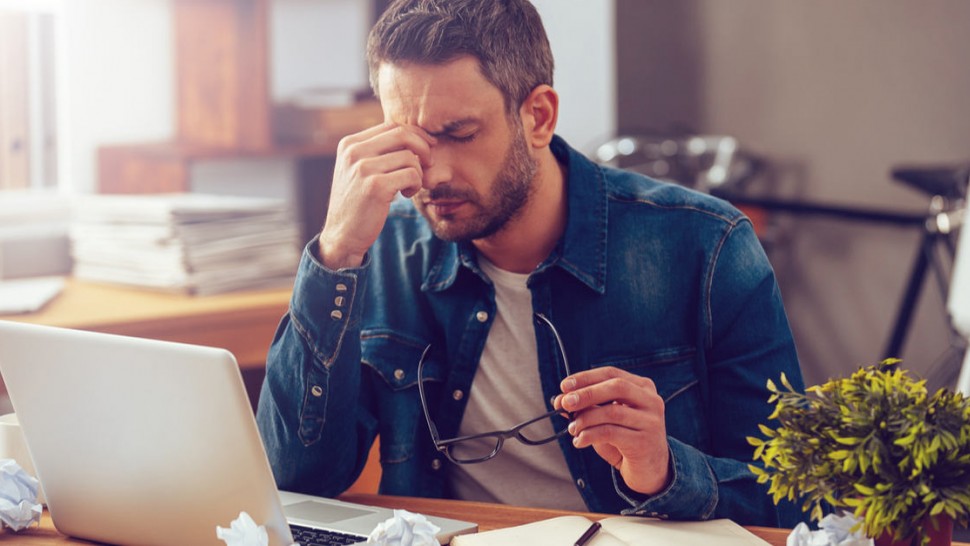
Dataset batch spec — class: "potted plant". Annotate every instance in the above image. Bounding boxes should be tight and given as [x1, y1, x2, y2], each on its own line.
[748, 359, 970, 546]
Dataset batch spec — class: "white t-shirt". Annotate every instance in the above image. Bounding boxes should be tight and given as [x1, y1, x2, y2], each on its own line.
[446, 255, 587, 511]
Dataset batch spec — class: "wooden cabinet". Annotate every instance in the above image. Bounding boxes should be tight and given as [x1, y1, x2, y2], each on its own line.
[173, 0, 271, 149]
[98, 0, 283, 194]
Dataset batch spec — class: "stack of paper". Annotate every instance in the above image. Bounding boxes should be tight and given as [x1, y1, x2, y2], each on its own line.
[69, 194, 301, 295]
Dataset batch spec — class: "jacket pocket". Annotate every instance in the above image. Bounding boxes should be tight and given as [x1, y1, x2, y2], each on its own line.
[591, 346, 708, 449]
[361, 333, 443, 464]
[361, 332, 444, 389]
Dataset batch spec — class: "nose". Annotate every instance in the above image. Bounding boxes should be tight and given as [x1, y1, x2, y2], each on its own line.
[422, 149, 451, 191]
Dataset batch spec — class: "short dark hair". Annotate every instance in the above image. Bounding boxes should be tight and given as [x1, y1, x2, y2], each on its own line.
[367, 0, 554, 114]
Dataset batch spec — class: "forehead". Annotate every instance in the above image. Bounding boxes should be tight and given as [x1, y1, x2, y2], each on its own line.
[377, 56, 506, 130]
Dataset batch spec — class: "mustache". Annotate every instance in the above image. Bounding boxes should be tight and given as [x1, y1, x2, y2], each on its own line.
[424, 186, 475, 201]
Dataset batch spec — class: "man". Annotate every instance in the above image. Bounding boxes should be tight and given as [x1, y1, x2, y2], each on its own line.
[257, 0, 804, 527]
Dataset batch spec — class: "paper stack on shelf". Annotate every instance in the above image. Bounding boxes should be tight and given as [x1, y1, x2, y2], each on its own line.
[69, 194, 301, 295]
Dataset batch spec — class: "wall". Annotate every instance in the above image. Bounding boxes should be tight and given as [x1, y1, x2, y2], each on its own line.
[62, 0, 174, 193]
[617, 0, 970, 387]
[270, 0, 373, 101]
[532, 0, 616, 152]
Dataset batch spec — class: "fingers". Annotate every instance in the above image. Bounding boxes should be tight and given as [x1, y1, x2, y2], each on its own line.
[555, 366, 664, 450]
[566, 402, 663, 448]
[558, 367, 659, 413]
[335, 123, 438, 201]
[318, 122, 438, 269]
[353, 148, 425, 198]
[340, 122, 436, 171]
[556, 366, 672, 495]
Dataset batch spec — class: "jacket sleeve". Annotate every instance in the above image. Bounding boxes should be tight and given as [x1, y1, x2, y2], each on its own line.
[616, 219, 806, 527]
[256, 238, 378, 497]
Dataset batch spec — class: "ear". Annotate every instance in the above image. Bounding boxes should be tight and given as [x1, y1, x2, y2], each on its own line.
[518, 84, 558, 148]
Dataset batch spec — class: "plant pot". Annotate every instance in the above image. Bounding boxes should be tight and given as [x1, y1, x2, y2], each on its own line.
[874, 515, 953, 546]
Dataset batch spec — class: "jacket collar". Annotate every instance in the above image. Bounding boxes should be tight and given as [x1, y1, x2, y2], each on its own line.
[422, 135, 608, 295]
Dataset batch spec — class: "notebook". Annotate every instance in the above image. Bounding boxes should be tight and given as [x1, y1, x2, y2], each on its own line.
[0, 320, 476, 546]
[450, 514, 771, 546]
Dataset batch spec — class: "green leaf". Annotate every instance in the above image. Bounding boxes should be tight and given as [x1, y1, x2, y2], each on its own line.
[894, 433, 918, 446]
[781, 372, 794, 392]
[854, 483, 876, 496]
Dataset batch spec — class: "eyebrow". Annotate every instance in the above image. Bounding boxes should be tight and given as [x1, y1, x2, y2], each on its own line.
[426, 118, 478, 138]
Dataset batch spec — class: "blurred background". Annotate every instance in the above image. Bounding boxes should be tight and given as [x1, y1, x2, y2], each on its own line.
[1, 0, 969, 393]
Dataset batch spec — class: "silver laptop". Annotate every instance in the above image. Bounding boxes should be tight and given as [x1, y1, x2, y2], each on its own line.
[0, 320, 476, 546]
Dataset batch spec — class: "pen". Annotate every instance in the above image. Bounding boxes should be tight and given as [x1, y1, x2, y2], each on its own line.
[574, 521, 601, 546]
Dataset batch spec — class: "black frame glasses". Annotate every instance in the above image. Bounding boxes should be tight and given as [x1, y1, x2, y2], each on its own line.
[417, 313, 573, 464]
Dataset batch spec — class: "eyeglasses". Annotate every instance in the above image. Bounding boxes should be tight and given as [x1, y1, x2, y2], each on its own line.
[417, 313, 573, 465]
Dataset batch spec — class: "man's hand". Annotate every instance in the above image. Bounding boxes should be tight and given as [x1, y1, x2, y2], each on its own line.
[317, 122, 436, 270]
[556, 366, 671, 496]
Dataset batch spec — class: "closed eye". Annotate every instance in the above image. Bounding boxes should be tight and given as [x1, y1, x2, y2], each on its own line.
[444, 132, 477, 144]
[427, 119, 480, 144]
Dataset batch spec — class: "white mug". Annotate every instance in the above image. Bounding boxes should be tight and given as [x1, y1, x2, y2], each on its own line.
[0, 413, 45, 504]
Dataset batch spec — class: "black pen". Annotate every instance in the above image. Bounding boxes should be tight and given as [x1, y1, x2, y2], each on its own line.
[574, 521, 602, 546]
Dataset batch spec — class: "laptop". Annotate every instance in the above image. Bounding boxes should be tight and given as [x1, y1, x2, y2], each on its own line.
[0, 320, 477, 545]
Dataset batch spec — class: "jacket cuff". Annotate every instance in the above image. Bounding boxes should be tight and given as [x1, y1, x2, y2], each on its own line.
[616, 437, 718, 520]
[290, 236, 369, 368]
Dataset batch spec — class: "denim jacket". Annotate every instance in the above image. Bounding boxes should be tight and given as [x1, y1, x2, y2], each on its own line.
[256, 135, 805, 527]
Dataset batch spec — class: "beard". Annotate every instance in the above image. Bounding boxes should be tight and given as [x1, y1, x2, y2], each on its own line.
[414, 122, 539, 243]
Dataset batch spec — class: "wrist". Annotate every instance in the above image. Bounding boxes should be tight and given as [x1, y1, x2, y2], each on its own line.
[626, 449, 673, 497]
[316, 235, 365, 270]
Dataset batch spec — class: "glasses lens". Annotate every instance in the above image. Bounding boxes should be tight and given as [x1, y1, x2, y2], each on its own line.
[517, 412, 569, 444]
[446, 436, 502, 463]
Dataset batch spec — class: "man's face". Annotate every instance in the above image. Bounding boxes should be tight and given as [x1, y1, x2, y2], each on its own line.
[377, 57, 538, 242]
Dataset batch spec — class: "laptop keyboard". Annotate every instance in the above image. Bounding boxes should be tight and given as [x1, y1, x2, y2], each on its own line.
[289, 523, 368, 546]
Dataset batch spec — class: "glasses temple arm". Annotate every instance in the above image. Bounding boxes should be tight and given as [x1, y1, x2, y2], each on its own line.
[535, 313, 572, 376]
[417, 344, 443, 443]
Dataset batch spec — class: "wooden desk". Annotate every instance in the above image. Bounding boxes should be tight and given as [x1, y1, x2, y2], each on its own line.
[0, 278, 291, 370]
[9, 494, 969, 545]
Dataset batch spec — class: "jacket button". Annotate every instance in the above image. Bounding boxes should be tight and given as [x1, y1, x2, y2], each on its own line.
[394, 369, 405, 381]
[330, 310, 343, 320]
[475, 311, 488, 322]
[576, 478, 586, 489]
[431, 459, 442, 471]
[452, 390, 464, 401]
[335, 283, 348, 292]
[310, 385, 323, 397]
[334, 296, 345, 307]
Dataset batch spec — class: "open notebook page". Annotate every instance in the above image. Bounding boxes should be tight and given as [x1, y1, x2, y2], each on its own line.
[451, 515, 771, 546]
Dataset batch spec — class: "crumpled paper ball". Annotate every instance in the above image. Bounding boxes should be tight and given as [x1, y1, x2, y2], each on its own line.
[216, 511, 270, 546]
[366, 509, 441, 546]
[0, 458, 42, 531]
[788, 513, 873, 546]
